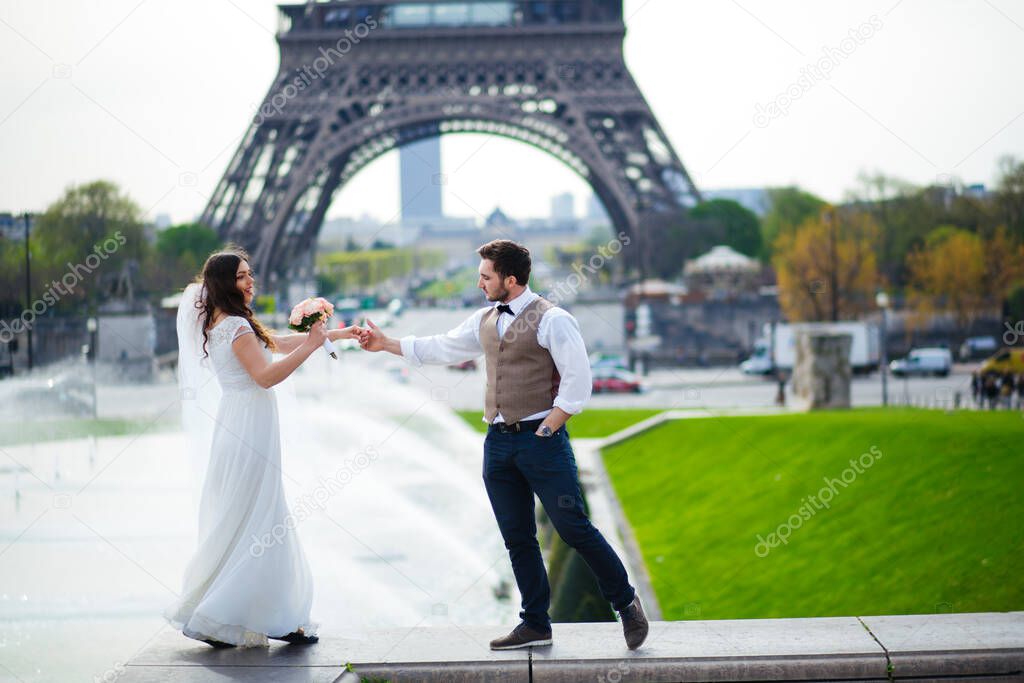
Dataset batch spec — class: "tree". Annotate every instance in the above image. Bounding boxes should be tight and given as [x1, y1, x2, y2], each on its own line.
[906, 227, 988, 331]
[994, 155, 1024, 242]
[845, 170, 918, 205]
[0, 235, 26, 316]
[1007, 284, 1024, 325]
[982, 226, 1024, 315]
[761, 187, 826, 261]
[689, 199, 762, 257]
[844, 171, 927, 286]
[31, 180, 150, 308]
[151, 222, 222, 296]
[639, 212, 722, 280]
[772, 206, 880, 322]
[841, 170, 1003, 288]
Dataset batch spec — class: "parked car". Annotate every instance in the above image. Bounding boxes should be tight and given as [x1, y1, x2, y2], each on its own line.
[592, 367, 643, 394]
[889, 347, 952, 377]
[979, 347, 1024, 375]
[589, 352, 629, 371]
[386, 298, 405, 317]
[958, 336, 998, 362]
[334, 298, 361, 327]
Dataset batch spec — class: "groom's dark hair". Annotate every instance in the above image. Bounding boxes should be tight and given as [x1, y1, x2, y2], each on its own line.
[477, 239, 531, 286]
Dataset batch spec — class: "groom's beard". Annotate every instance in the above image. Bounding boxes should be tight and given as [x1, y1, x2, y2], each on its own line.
[487, 285, 510, 303]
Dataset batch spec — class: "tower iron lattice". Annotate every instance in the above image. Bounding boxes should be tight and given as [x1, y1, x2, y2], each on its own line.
[201, 0, 700, 283]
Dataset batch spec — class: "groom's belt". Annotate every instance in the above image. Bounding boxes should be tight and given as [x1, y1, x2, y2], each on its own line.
[489, 418, 545, 434]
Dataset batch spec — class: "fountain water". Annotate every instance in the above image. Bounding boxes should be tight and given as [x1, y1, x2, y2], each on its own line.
[0, 349, 514, 681]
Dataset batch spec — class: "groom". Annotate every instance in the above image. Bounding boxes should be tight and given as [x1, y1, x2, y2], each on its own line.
[357, 239, 648, 650]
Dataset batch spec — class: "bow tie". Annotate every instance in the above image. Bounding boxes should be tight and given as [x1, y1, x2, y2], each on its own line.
[496, 304, 514, 316]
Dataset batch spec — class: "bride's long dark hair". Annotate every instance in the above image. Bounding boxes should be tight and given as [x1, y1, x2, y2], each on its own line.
[195, 246, 276, 357]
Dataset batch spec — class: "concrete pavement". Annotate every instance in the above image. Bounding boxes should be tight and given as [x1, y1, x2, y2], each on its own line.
[121, 612, 1024, 682]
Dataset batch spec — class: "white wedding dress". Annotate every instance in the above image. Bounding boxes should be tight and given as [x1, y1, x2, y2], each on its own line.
[165, 314, 318, 647]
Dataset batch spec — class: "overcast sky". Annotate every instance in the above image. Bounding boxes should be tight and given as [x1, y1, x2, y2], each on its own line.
[1, 0, 1022, 224]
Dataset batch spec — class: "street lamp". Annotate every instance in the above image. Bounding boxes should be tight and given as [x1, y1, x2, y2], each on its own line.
[876, 291, 890, 407]
[23, 212, 33, 370]
[769, 319, 786, 406]
[87, 317, 98, 419]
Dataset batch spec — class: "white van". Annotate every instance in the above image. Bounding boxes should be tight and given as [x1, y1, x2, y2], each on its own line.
[889, 347, 952, 377]
[740, 322, 880, 375]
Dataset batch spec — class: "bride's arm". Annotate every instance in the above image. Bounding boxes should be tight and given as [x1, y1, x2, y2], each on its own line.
[270, 332, 308, 354]
[233, 324, 325, 388]
[271, 326, 361, 353]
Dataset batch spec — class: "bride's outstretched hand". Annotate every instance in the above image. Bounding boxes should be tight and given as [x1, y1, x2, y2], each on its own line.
[357, 319, 383, 351]
[330, 324, 364, 341]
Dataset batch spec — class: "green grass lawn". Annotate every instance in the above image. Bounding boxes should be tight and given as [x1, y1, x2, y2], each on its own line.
[602, 409, 1024, 620]
[457, 408, 663, 438]
[0, 418, 177, 447]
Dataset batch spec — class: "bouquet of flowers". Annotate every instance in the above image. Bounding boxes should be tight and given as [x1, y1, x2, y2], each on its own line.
[289, 297, 337, 359]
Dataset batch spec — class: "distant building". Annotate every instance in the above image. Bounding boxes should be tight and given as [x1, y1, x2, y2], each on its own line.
[413, 206, 582, 251]
[927, 181, 992, 209]
[0, 212, 34, 240]
[700, 188, 771, 216]
[963, 183, 989, 200]
[416, 216, 478, 235]
[319, 216, 360, 242]
[317, 214, 388, 247]
[486, 206, 514, 231]
[625, 246, 780, 368]
[154, 213, 173, 230]
[550, 192, 575, 224]
[400, 137, 443, 223]
[580, 193, 611, 231]
[683, 245, 762, 300]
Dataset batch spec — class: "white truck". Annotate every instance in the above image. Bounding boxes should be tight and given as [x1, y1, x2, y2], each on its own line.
[740, 321, 881, 375]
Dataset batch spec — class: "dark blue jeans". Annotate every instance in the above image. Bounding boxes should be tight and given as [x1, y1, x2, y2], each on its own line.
[482, 425, 636, 631]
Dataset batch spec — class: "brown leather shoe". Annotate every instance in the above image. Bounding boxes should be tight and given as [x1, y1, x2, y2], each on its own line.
[619, 596, 649, 650]
[489, 622, 553, 650]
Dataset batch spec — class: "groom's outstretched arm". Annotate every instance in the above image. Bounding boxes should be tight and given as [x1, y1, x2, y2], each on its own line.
[359, 309, 486, 365]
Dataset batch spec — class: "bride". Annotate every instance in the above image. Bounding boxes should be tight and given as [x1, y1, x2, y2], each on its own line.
[165, 246, 361, 648]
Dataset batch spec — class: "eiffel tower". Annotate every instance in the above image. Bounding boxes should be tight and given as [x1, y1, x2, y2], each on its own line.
[201, 0, 700, 286]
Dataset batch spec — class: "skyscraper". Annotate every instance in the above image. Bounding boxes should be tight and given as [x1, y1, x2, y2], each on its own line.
[400, 137, 444, 222]
[550, 192, 575, 224]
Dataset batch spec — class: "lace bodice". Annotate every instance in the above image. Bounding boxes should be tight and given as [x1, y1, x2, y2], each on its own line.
[207, 316, 270, 392]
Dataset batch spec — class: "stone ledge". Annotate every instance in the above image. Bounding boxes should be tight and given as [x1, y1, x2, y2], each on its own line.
[533, 619, 887, 682]
[861, 612, 1024, 681]
[121, 612, 1024, 683]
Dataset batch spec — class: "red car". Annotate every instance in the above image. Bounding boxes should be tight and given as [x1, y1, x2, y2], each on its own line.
[592, 368, 643, 393]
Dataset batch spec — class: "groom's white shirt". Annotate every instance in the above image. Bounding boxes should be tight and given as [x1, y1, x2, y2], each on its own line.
[399, 286, 592, 423]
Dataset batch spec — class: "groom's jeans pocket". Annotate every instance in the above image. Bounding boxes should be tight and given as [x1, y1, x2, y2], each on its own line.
[523, 429, 574, 471]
